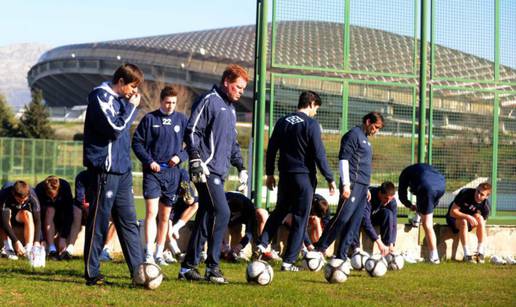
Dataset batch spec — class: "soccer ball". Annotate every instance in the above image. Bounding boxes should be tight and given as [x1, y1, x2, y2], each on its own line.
[350, 250, 370, 270]
[303, 251, 325, 272]
[324, 258, 351, 283]
[133, 263, 163, 290]
[385, 253, 405, 270]
[246, 260, 274, 285]
[365, 255, 388, 277]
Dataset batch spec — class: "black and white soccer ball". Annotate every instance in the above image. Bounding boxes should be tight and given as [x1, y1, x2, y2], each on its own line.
[385, 253, 405, 270]
[350, 250, 370, 270]
[324, 258, 351, 283]
[365, 255, 388, 277]
[303, 251, 325, 272]
[246, 260, 274, 285]
[133, 262, 163, 290]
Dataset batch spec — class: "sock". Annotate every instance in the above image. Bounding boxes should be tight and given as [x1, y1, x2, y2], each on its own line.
[155, 244, 164, 258]
[463, 245, 471, 257]
[49, 244, 57, 253]
[4, 239, 13, 251]
[477, 242, 485, 255]
[146, 243, 154, 257]
[66, 244, 74, 254]
[430, 249, 439, 260]
[25, 243, 33, 254]
[168, 240, 181, 255]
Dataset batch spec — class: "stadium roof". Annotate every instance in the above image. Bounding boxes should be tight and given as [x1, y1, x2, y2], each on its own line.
[28, 21, 516, 110]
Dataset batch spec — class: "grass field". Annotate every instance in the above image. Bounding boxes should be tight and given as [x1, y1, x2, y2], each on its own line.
[0, 257, 514, 306]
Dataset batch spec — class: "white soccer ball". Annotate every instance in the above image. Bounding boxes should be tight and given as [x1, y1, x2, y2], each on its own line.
[134, 262, 163, 290]
[350, 250, 370, 270]
[246, 260, 274, 285]
[303, 251, 325, 272]
[324, 258, 351, 283]
[365, 255, 388, 277]
[385, 253, 405, 270]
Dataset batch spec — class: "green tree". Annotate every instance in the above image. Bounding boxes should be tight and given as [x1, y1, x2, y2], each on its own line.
[18, 89, 55, 139]
[0, 93, 19, 137]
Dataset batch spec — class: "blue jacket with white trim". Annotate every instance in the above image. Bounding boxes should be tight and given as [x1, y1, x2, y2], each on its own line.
[185, 85, 244, 178]
[339, 126, 373, 186]
[132, 109, 188, 168]
[83, 82, 138, 174]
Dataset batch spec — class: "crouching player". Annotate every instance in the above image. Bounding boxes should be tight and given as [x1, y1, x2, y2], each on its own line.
[0, 181, 42, 259]
[35, 176, 74, 260]
[351, 181, 398, 255]
[446, 182, 491, 263]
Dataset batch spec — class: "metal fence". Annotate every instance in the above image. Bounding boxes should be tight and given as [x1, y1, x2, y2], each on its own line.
[254, 0, 516, 219]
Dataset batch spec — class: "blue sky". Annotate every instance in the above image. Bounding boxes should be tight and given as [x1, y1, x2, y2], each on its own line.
[0, 0, 257, 47]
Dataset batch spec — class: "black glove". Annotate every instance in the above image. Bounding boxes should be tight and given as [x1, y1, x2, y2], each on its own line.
[190, 158, 208, 183]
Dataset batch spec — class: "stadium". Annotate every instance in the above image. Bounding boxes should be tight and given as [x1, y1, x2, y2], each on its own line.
[0, 1, 513, 305]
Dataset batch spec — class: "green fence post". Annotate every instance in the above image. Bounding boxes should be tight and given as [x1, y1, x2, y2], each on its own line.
[418, 0, 428, 163]
[491, 93, 500, 217]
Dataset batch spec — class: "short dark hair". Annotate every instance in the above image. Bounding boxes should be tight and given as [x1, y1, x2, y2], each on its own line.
[379, 181, 396, 196]
[311, 194, 329, 217]
[160, 86, 178, 101]
[44, 175, 60, 194]
[12, 180, 30, 198]
[477, 182, 492, 192]
[112, 63, 144, 86]
[362, 111, 384, 128]
[298, 91, 322, 109]
[220, 64, 249, 84]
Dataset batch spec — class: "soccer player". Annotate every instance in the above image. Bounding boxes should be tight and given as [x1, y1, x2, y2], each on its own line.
[0, 181, 42, 259]
[256, 91, 336, 272]
[446, 182, 491, 263]
[69, 170, 117, 262]
[351, 181, 398, 255]
[314, 112, 384, 263]
[132, 85, 188, 266]
[179, 64, 249, 284]
[35, 176, 74, 260]
[82, 63, 144, 286]
[163, 168, 199, 263]
[398, 163, 446, 264]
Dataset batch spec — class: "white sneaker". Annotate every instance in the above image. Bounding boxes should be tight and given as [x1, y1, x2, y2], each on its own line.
[155, 256, 169, 266]
[401, 251, 417, 264]
[502, 255, 516, 265]
[1, 247, 18, 260]
[429, 258, 440, 264]
[232, 250, 250, 262]
[99, 249, 113, 262]
[163, 250, 177, 264]
[145, 253, 155, 264]
[490, 255, 506, 265]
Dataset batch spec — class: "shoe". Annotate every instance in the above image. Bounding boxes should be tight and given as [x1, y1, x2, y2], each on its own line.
[99, 249, 113, 262]
[200, 251, 208, 263]
[163, 250, 177, 264]
[490, 255, 506, 265]
[429, 258, 440, 264]
[502, 255, 516, 265]
[60, 251, 72, 261]
[86, 274, 111, 286]
[262, 249, 282, 262]
[176, 252, 186, 263]
[476, 253, 485, 264]
[144, 253, 155, 264]
[233, 250, 250, 262]
[463, 255, 476, 264]
[48, 251, 60, 261]
[1, 247, 18, 260]
[281, 263, 303, 272]
[155, 256, 169, 266]
[178, 267, 202, 281]
[205, 267, 228, 284]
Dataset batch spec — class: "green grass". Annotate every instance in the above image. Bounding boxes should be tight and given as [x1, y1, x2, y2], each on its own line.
[0, 258, 514, 306]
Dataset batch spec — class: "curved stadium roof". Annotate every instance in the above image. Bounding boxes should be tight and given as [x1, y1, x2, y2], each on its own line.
[28, 21, 516, 110]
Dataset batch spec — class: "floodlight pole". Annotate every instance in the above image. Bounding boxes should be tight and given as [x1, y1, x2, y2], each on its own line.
[252, 0, 268, 208]
[418, 0, 428, 163]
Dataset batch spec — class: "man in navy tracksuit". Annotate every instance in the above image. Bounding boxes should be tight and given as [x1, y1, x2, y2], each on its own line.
[314, 112, 384, 262]
[350, 181, 398, 255]
[179, 64, 249, 284]
[82, 64, 144, 286]
[132, 86, 188, 266]
[398, 163, 446, 264]
[256, 91, 336, 272]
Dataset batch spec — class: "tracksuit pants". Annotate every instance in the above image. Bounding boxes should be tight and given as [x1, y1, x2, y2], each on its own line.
[84, 170, 143, 279]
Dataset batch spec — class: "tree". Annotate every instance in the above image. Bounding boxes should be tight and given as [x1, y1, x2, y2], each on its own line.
[0, 93, 19, 137]
[18, 89, 55, 139]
